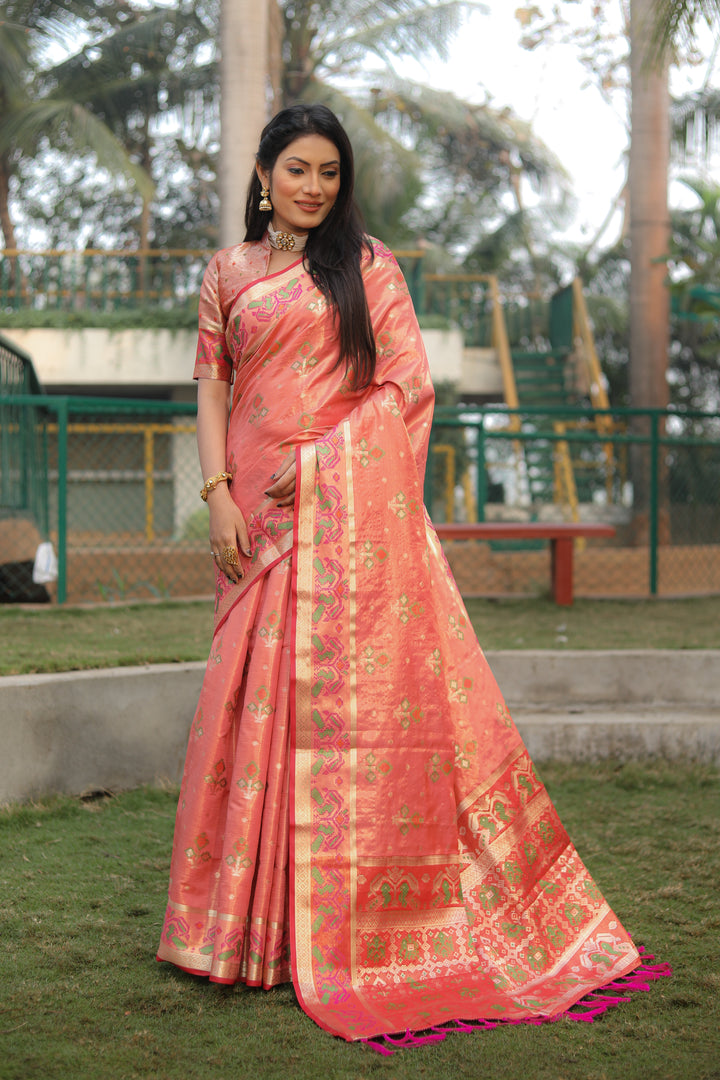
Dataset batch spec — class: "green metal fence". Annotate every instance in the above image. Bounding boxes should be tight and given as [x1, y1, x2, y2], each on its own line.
[0, 249, 211, 312]
[1, 395, 203, 603]
[0, 249, 491, 339]
[2, 394, 720, 604]
[429, 404, 720, 599]
[1, 249, 430, 315]
[0, 335, 50, 561]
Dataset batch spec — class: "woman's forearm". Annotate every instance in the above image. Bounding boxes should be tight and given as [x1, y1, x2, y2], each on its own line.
[196, 377, 250, 575]
[196, 377, 231, 480]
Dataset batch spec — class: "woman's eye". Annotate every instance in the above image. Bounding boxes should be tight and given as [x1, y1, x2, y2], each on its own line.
[288, 167, 304, 175]
[323, 171, 338, 179]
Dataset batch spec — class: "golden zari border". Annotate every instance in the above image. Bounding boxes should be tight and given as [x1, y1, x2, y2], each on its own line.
[290, 441, 324, 1013]
[344, 418, 360, 985]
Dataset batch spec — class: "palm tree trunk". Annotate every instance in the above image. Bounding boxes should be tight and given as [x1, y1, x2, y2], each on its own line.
[629, 0, 670, 412]
[0, 158, 16, 249]
[267, 0, 284, 115]
[138, 127, 152, 303]
[629, 0, 670, 539]
[0, 155, 18, 298]
[220, 0, 270, 246]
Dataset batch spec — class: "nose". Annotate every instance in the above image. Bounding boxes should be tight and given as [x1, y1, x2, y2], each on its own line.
[303, 172, 321, 195]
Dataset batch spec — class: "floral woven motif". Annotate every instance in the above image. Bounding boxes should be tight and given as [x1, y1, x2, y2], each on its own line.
[158, 239, 656, 1041]
[291, 392, 641, 1041]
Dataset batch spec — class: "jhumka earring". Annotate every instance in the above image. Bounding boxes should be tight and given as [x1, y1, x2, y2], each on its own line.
[259, 186, 272, 212]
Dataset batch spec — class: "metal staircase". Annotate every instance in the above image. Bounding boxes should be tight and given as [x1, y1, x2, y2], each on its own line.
[398, 263, 618, 523]
[499, 280, 617, 518]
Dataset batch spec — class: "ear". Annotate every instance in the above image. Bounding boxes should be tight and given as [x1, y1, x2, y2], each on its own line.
[256, 163, 269, 190]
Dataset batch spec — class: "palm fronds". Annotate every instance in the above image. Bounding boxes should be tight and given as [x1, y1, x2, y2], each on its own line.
[650, 0, 720, 58]
[0, 98, 155, 201]
[671, 87, 720, 160]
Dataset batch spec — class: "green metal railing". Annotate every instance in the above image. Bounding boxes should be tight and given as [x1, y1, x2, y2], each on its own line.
[0, 335, 49, 538]
[0, 332, 43, 395]
[1, 394, 198, 603]
[2, 394, 719, 604]
[0, 249, 211, 311]
[420, 273, 495, 347]
[429, 404, 720, 598]
[0, 248, 495, 339]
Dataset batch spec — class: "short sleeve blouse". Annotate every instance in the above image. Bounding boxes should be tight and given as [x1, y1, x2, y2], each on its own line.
[192, 239, 271, 382]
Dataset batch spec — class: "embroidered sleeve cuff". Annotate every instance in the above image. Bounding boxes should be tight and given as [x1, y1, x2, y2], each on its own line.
[193, 330, 233, 381]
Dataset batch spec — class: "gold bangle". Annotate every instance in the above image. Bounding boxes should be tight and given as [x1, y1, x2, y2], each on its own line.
[200, 471, 232, 502]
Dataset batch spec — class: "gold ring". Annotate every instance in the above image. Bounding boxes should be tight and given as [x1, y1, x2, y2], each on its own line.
[222, 546, 239, 566]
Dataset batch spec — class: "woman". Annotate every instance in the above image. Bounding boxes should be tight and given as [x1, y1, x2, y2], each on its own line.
[157, 104, 664, 1047]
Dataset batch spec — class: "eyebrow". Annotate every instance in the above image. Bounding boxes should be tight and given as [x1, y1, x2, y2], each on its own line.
[284, 156, 340, 167]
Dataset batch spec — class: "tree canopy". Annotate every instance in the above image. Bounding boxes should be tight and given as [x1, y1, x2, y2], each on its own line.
[0, 0, 159, 249]
[1, 0, 566, 270]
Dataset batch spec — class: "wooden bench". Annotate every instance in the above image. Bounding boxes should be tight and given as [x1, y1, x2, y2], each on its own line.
[434, 522, 616, 606]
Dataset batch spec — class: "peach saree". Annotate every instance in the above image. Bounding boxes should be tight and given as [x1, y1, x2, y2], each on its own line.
[157, 237, 666, 1045]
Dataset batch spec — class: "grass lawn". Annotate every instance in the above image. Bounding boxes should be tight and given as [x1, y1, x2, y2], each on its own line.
[1, 595, 719, 676]
[0, 761, 717, 1080]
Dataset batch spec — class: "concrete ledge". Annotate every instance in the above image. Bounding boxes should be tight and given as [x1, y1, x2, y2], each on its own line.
[0, 662, 205, 803]
[1, 652, 718, 803]
[488, 650, 720, 707]
[3, 326, 471, 393]
[515, 706, 720, 763]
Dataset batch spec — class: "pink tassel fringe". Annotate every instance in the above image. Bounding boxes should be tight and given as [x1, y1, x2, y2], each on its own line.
[363, 947, 672, 1055]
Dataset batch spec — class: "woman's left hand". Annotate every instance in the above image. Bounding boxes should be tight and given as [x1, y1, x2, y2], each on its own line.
[265, 456, 297, 507]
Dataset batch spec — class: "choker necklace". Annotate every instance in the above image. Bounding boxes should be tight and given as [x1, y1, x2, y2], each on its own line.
[267, 222, 307, 252]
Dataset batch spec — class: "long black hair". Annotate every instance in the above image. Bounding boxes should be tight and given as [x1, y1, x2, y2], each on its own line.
[244, 104, 376, 388]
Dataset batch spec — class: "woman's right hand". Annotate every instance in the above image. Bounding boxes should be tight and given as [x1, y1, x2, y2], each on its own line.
[207, 485, 251, 585]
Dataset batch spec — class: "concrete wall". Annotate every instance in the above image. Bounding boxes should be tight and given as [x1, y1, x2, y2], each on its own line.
[462, 347, 504, 396]
[3, 327, 197, 388]
[2, 327, 496, 396]
[489, 649, 720, 707]
[0, 663, 201, 802]
[2, 650, 718, 803]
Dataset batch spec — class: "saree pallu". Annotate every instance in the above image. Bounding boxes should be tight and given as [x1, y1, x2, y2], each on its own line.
[158, 238, 646, 1040]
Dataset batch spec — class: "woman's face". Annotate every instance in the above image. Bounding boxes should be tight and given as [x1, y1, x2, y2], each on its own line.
[257, 133, 341, 236]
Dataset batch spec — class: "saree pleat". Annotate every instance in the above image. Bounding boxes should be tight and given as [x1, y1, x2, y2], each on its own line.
[157, 557, 293, 988]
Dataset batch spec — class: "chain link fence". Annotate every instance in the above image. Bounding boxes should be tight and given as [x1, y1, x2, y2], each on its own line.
[428, 405, 720, 599]
[1, 397, 210, 603]
[1, 396, 720, 603]
[0, 336, 51, 602]
[51, 404, 208, 603]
